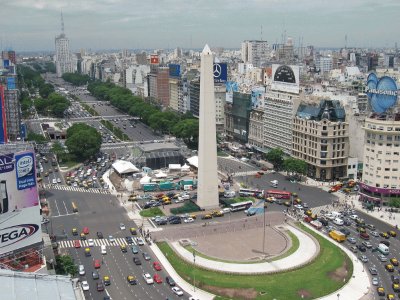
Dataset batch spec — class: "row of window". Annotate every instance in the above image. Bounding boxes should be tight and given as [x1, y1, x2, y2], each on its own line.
[367, 124, 400, 131]
[365, 148, 400, 156]
[363, 180, 398, 189]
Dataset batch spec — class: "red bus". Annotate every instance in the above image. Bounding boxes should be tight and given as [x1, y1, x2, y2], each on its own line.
[265, 190, 291, 199]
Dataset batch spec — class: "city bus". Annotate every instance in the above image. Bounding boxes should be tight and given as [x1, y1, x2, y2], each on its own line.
[265, 190, 291, 199]
[72, 202, 78, 213]
[230, 200, 253, 212]
[239, 188, 263, 198]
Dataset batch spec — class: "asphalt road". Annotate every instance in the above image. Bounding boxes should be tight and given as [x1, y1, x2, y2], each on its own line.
[45, 188, 190, 300]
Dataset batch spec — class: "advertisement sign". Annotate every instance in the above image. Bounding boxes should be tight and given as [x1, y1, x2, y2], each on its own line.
[7, 77, 15, 90]
[150, 55, 159, 65]
[226, 81, 238, 93]
[271, 64, 300, 94]
[169, 64, 180, 77]
[0, 149, 40, 255]
[213, 63, 227, 83]
[359, 182, 400, 196]
[0, 86, 6, 143]
[366, 73, 398, 113]
[251, 87, 265, 109]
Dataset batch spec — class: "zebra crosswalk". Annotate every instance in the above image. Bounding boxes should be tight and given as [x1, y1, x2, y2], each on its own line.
[58, 237, 132, 249]
[43, 184, 111, 195]
[231, 171, 261, 177]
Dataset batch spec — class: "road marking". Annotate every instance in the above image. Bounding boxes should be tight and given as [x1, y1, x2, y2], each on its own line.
[53, 199, 61, 216]
[62, 200, 69, 214]
[51, 213, 76, 218]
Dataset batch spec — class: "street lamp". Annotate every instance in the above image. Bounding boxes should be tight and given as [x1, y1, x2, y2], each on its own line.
[193, 251, 196, 292]
[337, 293, 340, 300]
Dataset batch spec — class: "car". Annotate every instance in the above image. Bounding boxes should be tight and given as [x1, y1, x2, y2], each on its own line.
[133, 257, 142, 265]
[347, 237, 357, 244]
[131, 245, 139, 254]
[88, 239, 94, 247]
[371, 231, 379, 237]
[120, 223, 126, 230]
[101, 245, 107, 255]
[381, 232, 390, 239]
[93, 259, 101, 269]
[97, 232, 104, 239]
[153, 273, 163, 284]
[108, 235, 115, 243]
[103, 276, 111, 286]
[81, 281, 89, 291]
[84, 247, 91, 257]
[170, 218, 182, 224]
[387, 293, 395, 299]
[201, 214, 212, 220]
[372, 277, 379, 286]
[52, 178, 57, 184]
[378, 254, 388, 262]
[127, 275, 138, 285]
[349, 214, 359, 220]
[142, 252, 151, 261]
[129, 227, 137, 235]
[78, 265, 85, 276]
[386, 264, 395, 272]
[294, 204, 303, 210]
[339, 228, 350, 236]
[97, 281, 105, 292]
[137, 237, 145, 245]
[57, 178, 61, 183]
[184, 217, 194, 223]
[362, 241, 373, 248]
[92, 270, 100, 280]
[172, 286, 184, 296]
[392, 275, 400, 284]
[350, 246, 358, 253]
[72, 228, 78, 235]
[125, 236, 134, 244]
[166, 276, 176, 286]
[143, 273, 154, 284]
[377, 286, 385, 296]
[120, 244, 127, 253]
[389, 231, 397, 237]
[358, 255, 369, 263]
[357, 244, 366, 252]
[83, 227, 89, 235]
[360, 232, 370, 240]
[369, 266, 378, 275]
[391, 258, 399, 266]
[380, 240, 390, 247]
[74, 240, 81, 248]
[153, 261, 162, 271]
[366, 224, 376, 230]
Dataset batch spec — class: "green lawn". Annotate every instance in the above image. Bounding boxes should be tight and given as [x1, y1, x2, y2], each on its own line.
[170, 201, 200, 215]
[139, 207, 164, 218]
[157, 224, 353, 300]
[183, 230, 299, 264]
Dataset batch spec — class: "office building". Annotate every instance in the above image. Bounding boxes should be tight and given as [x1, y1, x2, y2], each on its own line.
[314, 56, 333, 74]
[248, 108, 264, 149]
[147, 66, 170, 107]
[241, 40, 269, 67]
[292, 100, 349, 181]
[225, 92, 251, 143]
[55, 13, 74, 77]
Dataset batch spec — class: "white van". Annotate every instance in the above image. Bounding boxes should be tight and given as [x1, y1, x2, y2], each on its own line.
[378, 243, 389, 256]
[331, 211, 343, 219]
[101, 245, 107, 255]
[333, 218, 344, 226]
[270, 180, 278, 188]
[224, 191, 236, 198]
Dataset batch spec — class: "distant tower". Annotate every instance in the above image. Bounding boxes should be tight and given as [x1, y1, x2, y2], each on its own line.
[345, 34, 347, 49]
[55, 12, 73, 77]
[197, 44, 219, 210]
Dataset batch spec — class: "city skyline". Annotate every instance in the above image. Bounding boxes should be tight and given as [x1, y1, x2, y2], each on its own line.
[1, 0, 399, 51]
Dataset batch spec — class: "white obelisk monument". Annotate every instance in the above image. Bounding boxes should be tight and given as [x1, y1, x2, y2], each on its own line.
[197, 44, 219, 209]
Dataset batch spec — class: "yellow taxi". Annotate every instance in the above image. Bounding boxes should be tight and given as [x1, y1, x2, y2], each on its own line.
[80, 233, 86, 240]
[305, 210, 312, 216]
[211, 210, 223, 217]
[311, 214, 318, 220]
[387, 294, 395, 300]
[189, 214, 197, 219]
[128, 194, 137, 201]
[388, 231, 397, 237]
[127, 275, 137, 285]
[392, 283, 400, 292]
[120, 244, 127, 253]
[72, 228, 78, 236]
[266, 197, 275, 203]
[385, 264, 394, 272]
[377, 286, 385, 296]
[201, 214, 212, 220]
[129, 227, 137, 235]
[103, 276, 111, 286]
[380, 232, 390, 239]
[390, 258, 399, 266]
[283, 201, 291, 207]
[84, 247, 91, 257]
[163, 199, 172, 205]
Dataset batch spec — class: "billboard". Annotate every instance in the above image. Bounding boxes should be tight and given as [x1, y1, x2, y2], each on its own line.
[169, 64, 180, 77]
[366, 73, 398, 113]
[150, 55, 159, 65]
[0, 150, 41, 255]
[271, 64, 300, 94]
[0, 86, 6, 143]
[251, 87, 265, 109]
[213, 63, 227, 83]
[7, 77, 15, 90]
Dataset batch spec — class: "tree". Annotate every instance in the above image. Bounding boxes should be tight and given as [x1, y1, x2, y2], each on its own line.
[55, 255, 77, 276]
[265, 148, 284, 170]
[27, 132, 48, 144]
[172, 119, 199, 149]
[51, 141, 67, 161]
[283, 158, 307, 176]
[38, 83, 55, 98]
[65, 123, 101, 161]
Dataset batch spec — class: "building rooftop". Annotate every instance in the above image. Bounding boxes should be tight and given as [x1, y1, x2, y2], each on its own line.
[139, 142, 180, 153]
[296, 100, 346, 122]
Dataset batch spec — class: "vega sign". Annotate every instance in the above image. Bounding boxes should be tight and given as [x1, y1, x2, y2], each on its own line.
[0, 223, 39, 249]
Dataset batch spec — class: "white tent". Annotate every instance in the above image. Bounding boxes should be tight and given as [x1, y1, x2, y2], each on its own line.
[140, 175, 151, 184]
[112, 160, 139, 175]
[181, 164, 190, 172]
[187, 156, 198, 168]
[155, 171, 168, 178]
[168, 164, 181, 171]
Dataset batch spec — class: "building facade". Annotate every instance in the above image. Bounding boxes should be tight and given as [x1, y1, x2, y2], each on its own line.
[241, 40, 269, 67]
[248, 108, 264, 149]
[55, 33, 73, 77]
[359, 114, 400, 204]
[224, 92, 251, 143]
[292, 100, 349, 181]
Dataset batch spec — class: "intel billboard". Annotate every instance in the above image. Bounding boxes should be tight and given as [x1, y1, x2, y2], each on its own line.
[366, 73, 398, 113]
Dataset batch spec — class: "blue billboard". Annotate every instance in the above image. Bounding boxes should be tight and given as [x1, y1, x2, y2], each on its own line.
[251, 87, 265, 109]
[20, 123, 27, 139]
[213, 63, 227, 83]
[0, 87, 6, 144]
[169, 64, 180, 77]
[366, 73, 398, 113]
[15, 152, 36, 191]
[226, 81, 238, 93]
[7, 77, 15, 90]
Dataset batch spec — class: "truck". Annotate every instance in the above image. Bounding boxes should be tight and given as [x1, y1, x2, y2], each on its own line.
[179, 179, 197, 189]
[329, 230, 346, 242]
[143, 183, 158, 192]
[158, 182, 175, 191]
[310, 220, 322, 230]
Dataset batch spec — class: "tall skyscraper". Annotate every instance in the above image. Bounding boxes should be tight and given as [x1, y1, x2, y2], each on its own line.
[55, 12, 74, 77]
[197, 45, 219, 209]
[241, 40, 269, 67]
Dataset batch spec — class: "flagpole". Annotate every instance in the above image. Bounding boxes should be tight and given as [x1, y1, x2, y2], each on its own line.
[263, 201, 266, 254]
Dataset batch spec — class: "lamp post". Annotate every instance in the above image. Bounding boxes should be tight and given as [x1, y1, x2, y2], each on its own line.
[193, 251, 196, 292]
[337, 293, 340, 300]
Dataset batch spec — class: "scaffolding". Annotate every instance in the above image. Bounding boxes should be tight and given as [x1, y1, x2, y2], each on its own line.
[4, 89, 20, 141]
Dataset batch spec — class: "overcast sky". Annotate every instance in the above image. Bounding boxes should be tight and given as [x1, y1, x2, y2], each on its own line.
[1, 0, 399, 51]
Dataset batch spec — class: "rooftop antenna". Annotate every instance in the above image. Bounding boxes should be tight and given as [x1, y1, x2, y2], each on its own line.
[61, 11, 65, 34]
[260, 25, 263, 41]
[345, 34, 347, 49]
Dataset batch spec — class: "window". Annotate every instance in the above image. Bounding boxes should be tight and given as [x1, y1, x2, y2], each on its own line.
[321, 160, 326, 165]
[385, 168, 390, 171]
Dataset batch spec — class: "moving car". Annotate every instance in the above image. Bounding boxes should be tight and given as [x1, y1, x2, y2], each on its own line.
[81, 281, 89, 291]
[93, 259, 101, 269]
[78, 265, 85, 276]
[166, 276, 176, 286]
[127, 275, 137, 285]
[369, 266, 378, 275]
[103, 276, 111, 286]
[377, 286, 385, 296]
[385, 264, 395, 272]
[120, 223, 126, 230]
[143, 273, 154, 284]
[137, 237, 145, 245]
[97, 232, 104, 239]
[153, 261, 162, 271]
[390, 258, 399, 266]
[74, 240, 81, 248]
[142, 252, 151, 261]
[153, 273, 163, 284]
[88, 239, 94, 247]
[120, 244, 127, 253]
[72, 228, 78, 236]
[172, 286, 184, 296]
[92, 271, 100, 280]
[131, 245, 139, 254]
[83, 227, 89, 235]
[84, 247, 91, 257]
[133, 257, 142, 265]
[96, 281, 105, 292]
[108, 235, 115, 243]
